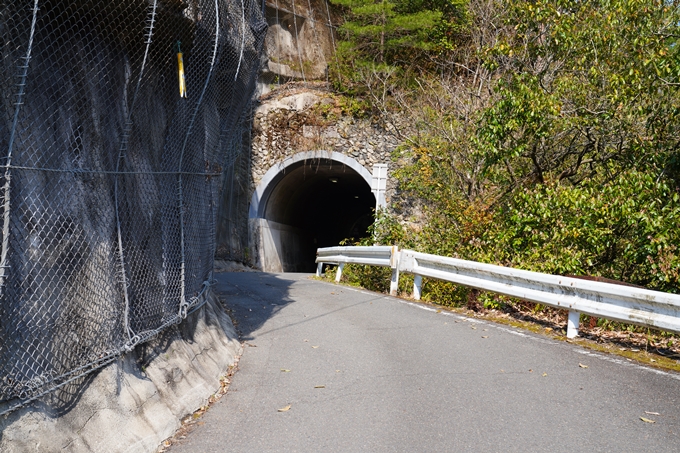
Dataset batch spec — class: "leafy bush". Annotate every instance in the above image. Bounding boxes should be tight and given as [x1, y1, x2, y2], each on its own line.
[489, 170, 680, 292]
[329, 0, 680, 309]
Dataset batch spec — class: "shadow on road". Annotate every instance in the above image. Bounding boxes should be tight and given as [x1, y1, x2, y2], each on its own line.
[213, 272, 299, 341]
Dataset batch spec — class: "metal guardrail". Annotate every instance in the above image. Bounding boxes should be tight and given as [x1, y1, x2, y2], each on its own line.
[316, 246, 680, 339]
[316, 245, 400, 292]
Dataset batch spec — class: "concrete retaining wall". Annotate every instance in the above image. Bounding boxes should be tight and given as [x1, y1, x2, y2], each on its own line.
[0, 290, 241, 453]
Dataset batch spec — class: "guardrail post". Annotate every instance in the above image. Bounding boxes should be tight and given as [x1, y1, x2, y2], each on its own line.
[335, 263, 345, 283]
[316, 262, 323, 277]
[567, 310, 580, 338]
[413, 275, 422, 300]
[389, 246, 400, 296]
[390, 268, 399, 296]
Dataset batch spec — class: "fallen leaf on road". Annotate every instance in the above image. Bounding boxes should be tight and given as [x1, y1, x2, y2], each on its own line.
[542, 372, 547, 377]
[312, 346, 319, 349]
[314, 385, 325, 388]
[281, 369, 291, 372]
[640, 417, 655, 423]
[481, 336, 489, 339]
[246, 343, 257, 347]
[336, 370, 340, 372]
[436, 310, 442, 313]
[529, 369, 533, 372]
[471, 326, 477, 330]
[645, 411, 660, 416]
[278, 404, 292, 412]
[579, 363, 588, 368]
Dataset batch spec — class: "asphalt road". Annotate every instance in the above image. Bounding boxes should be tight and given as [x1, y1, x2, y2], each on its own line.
[170, 272, 680, 452]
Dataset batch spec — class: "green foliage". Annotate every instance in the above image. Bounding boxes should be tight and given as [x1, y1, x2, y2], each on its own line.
[309, 93, 371, 121]
[479, 0, 680, 188]
[330, 0, 463, 62]
[490, 170, 680, 291]
[322, 262, 393, 292]
[334, 0, 680, 309]
[329, 0, 469, 93]
[370, 208, 409, 246]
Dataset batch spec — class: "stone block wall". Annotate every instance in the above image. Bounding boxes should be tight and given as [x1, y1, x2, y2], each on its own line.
[251, 83, 401, 194]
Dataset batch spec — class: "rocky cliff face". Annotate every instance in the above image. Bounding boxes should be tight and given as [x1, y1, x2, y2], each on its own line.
[259, 0, 337, 89]
[214, 0, 338, 264]
[1, 0, 265, 415]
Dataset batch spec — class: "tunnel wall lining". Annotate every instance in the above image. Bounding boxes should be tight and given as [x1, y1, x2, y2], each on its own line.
[249, 218, 311, 272]
[248, 150, 374, 219]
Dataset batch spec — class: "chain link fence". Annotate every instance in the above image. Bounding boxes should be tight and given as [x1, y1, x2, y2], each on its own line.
[0, 0, 266, 415]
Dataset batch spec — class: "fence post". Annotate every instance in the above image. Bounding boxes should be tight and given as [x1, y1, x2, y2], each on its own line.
[316, 262, 323, 277]
[567, 310, 580, 338]
[335, 263, 345, 283]
[413, 275, 422, 300]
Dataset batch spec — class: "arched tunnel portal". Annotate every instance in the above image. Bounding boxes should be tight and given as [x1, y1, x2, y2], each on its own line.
[250, 152, 377, 272]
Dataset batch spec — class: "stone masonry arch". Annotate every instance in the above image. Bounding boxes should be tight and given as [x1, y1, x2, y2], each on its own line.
[249, 150, 373, 218]
[249, 151, 386, 272]
[211, 85, 402, 269]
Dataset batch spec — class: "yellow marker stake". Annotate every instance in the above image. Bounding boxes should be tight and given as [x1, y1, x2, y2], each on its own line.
[177, 42, 187, 98]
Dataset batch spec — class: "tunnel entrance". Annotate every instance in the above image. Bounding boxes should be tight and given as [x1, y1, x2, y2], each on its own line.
[250, 153, 377, 272]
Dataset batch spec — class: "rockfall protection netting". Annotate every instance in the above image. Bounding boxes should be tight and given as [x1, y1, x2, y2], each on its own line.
[0, 0, 266, 414]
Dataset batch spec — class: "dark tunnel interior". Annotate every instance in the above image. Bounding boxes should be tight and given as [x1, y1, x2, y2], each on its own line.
[263, 159, 375, 272]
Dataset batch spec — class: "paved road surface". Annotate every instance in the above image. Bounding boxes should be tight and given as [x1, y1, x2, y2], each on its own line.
[170, 272, 680, 452]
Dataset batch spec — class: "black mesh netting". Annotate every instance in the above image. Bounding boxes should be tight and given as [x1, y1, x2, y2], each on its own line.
[0, 0, 266, 413]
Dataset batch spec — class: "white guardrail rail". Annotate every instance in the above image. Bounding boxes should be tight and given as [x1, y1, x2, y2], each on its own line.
[315, 245, 400, 290]
[316, 246, 680, 339]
